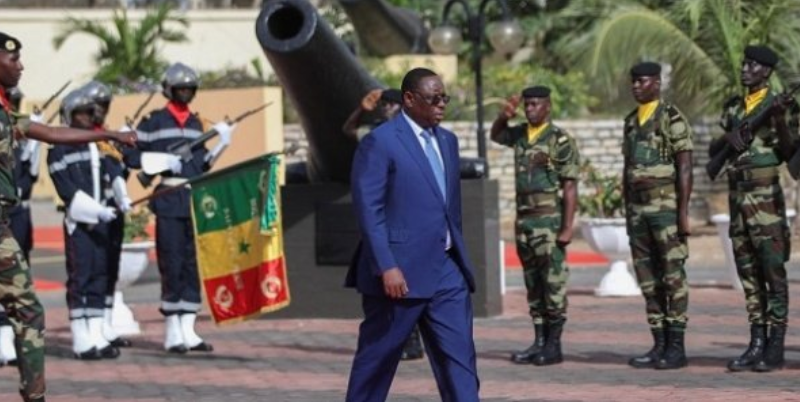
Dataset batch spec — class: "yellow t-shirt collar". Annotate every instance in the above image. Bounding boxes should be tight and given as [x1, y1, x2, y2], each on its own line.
[527, 122, 549, 144]
[745, 87, 769, 115]
[637, 100, 659, 126]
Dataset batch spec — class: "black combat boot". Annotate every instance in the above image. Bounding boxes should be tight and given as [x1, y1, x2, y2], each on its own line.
[510, 323, 546, 364]
[532, 321, 563, 366]
[628, 328, 666, 369]
[400, 326, 424, 361]
[655, 327, 687, 370]
[753, 324, 786, 372]
[727, 324, 766, 372]
[98, 344, 121, 359]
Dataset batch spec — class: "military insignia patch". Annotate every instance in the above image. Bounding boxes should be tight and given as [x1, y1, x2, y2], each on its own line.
[4, 40, 15, 52]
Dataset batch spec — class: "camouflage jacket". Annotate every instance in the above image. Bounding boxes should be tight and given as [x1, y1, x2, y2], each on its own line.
[495, 122, 580, 197]
[0, 107, 31, 208]
[718, 89, 799, 169]
[623, 101, 693, 190]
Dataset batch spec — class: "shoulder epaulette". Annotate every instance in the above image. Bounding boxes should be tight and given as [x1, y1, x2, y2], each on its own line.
[624, 108, 637, 122]
[663, 103, 683, 122]
[723, 95, 742, 110]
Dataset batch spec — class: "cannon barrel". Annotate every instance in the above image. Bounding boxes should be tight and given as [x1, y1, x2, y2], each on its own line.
[256, 0, 380, 183]
[338, 0, 429, 56]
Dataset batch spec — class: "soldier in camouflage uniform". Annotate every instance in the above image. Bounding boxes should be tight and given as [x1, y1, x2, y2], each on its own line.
[709, 45, 797, 373]
[0, 31, 136, 402]
[490, 86, 579, 366]
[623, 62, 694, 371]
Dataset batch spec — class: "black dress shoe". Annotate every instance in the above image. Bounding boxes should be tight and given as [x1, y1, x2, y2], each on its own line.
[188, 342, 214, 352]
[99, 345, 121, 359]
[74, 347, 102, 360]
[109, 337, 133, 348]
[167, 345, 188, 354]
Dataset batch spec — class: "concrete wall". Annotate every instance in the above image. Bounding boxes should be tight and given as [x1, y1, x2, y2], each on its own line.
[1, 9, 268, 99]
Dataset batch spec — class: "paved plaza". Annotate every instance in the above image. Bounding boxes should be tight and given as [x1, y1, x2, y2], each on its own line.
[2, 203, 800, 401]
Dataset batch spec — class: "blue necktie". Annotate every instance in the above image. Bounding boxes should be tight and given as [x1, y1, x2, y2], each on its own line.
[422, 129, 446, 201]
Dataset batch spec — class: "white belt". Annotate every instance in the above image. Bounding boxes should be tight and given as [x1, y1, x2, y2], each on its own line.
[161, 177, 189, 187]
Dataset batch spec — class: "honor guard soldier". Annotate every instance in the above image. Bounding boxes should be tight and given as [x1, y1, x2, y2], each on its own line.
[624, 62, 693, 370]
[491, 86, 580, 366]
[710, 45, 797, 373]
[0, 87, 42, 368]
[0, 31, 137, 402]
[124, 62, 234, 353]
[48, 89, 125, 361]
[82, 80, 134, 349]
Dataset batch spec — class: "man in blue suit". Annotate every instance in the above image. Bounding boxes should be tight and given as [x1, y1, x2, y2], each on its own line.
[345, 68, 480, 402]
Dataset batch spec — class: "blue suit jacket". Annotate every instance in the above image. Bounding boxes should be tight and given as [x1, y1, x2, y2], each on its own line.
[346, 114, 476, 298]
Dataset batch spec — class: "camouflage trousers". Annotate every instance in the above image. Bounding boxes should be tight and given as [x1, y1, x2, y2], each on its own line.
[515, 211, 569, 324]
[0, 222, 46, 400]
[729, 180, 790, 325]
[626, 197, 689, 330]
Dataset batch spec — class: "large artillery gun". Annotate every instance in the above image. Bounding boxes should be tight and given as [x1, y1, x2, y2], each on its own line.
[256, 0, 380, 183]
[338, 0, 429, 56]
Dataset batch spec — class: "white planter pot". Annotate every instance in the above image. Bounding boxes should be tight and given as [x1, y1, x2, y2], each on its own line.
[112, 241, 154, 336]
[711, 209, 795, 291]
[580, 218, 641, 297]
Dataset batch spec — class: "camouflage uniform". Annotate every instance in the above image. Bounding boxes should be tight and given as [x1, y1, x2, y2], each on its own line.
[495, 123, 580, 324]
[720, 90, 795, 326]
[623, 102, 693, 331]
[0, 106, 46, 400]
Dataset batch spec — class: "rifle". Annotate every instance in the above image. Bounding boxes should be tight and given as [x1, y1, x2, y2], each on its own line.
[131, 141, 299, 207]
[706, 83, 800, 180]
[137, 102, 272, 188]
[125, 91, 157, 127]
[33, 80, 71, 115]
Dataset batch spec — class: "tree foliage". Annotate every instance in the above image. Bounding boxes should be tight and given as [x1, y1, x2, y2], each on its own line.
[53, 3, 189, 85]
[554, 0, 800, 116]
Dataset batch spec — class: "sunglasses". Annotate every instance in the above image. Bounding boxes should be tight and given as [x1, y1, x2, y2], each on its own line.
[412, 91, 451, 106]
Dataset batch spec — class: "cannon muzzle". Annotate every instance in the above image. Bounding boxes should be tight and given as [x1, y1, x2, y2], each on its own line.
[338, 0, 429, 56]
[256, 0, 381, 183]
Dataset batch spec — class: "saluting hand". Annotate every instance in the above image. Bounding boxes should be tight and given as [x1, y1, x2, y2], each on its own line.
[382, 267, 408, 299]
[361, 89, 383, 112]
[501, 95, 521, 120]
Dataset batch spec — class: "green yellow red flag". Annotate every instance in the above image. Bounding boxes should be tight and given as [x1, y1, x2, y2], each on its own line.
[191, 154, 289, 324]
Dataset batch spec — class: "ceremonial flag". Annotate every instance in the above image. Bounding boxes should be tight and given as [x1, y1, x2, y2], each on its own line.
[191, 154, 289, 324]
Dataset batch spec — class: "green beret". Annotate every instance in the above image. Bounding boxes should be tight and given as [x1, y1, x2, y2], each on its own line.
[630, 62, 661, 77]
[521, 86, 551, 98]
[744, 45, 778, 67]
[0, 32, 21, 53]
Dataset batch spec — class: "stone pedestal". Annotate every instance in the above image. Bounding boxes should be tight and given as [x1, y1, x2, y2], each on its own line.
[268, 180, 502, 319]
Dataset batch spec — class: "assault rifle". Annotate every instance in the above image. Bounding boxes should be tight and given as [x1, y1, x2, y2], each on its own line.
[131, 141, 299, 207]
[706, 83, 800, 180]
[33, 80, 71, 116]
[125, 91, 157, 127]
[137, 102, 272, 188]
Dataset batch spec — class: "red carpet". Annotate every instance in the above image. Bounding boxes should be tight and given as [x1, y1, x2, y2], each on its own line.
[504, 243, 607, 269]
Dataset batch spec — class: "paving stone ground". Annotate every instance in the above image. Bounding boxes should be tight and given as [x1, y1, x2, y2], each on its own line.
[2, 202, 800, 401]
[4, 279, 800, 401]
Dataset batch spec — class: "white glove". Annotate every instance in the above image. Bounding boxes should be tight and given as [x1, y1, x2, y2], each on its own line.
[167, 154, 182, 174]
[213, 122, 235, 146]
[98, 207, 117, 223]
[118, 197, 133, 213]
[29, 113, 44, 124]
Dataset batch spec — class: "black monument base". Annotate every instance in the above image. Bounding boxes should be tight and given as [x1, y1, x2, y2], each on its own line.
[265, 180, 501, 319]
